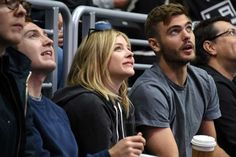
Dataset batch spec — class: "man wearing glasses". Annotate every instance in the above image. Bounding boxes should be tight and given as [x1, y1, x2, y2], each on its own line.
[193, 16, 236, 156]
[0, 0, 31, 156]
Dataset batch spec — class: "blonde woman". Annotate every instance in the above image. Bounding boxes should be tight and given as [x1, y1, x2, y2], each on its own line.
[53, 29, 145, 157]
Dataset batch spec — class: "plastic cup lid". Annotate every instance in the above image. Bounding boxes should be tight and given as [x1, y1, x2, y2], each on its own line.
[140, 154, 158, 157]
[191, 135, 216, 151]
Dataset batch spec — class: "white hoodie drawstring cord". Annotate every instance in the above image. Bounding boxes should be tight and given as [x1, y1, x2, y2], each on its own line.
[113, 104, 119, 142]
[113, 102, 125, 142]
[117, 102, 125, 139]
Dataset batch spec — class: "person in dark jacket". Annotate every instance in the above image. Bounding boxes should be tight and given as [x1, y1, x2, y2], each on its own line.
[0, 0, 31, 156]
[172, 0, 236, 25]
[53, 29, 146, 157]
[193, 16, 236, 157]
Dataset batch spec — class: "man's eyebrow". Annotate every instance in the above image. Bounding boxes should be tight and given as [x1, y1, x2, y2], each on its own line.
[186, 21, 192, 26]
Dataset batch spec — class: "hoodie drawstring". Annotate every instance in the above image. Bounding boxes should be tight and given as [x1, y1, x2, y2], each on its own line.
[113, 102, 125, 142]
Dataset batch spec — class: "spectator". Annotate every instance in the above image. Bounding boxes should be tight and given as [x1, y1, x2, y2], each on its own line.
[56, 0, 94, 12]
[17, 20, 140, 157]
[193, 16, 236, 157]
[58, 0, 130, 11]
[15, 21, 78, 157]
[93, 0, 130, 10]
[53, 29, 146, 157]
[0, 0, 31, 156]
[129, 3, 229, 157]
[172, 0, 236, 25]
[128, 0, 166, 14]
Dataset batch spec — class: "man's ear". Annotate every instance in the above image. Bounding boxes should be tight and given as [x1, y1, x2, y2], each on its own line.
[203, 40, 217, 56]
[148, 38, 160, 53]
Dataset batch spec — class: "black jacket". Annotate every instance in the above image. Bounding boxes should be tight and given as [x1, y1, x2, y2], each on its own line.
[53, 85, 135, 157]
[200, 65, 236, 157]
[0, 47, 31, 157]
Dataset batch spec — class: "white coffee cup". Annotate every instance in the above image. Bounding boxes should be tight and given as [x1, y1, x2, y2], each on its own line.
[140, 154, 158, 157]
[191, 135, 216, 151]
[191, 135, 216, 157]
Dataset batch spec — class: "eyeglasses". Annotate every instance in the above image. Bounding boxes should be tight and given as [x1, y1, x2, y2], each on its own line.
[0, 0, 31, 16]
[86, 28, 100, 39]
[209, 28, 236, 40]
[87, 27, 112, 40]
[88, 28, 99, 34]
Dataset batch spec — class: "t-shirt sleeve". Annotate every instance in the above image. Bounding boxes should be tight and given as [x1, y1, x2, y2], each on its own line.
[204, 75, 221, 120]
[130, 82, 170, 128]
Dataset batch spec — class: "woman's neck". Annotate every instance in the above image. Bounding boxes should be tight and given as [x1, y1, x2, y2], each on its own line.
[104, 78, 122, 94]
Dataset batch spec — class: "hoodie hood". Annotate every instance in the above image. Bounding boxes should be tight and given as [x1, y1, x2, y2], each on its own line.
[52, 85, 91, 108]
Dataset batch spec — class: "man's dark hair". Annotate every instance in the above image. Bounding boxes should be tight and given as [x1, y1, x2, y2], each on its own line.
[145, 3, 189, 39]
[193, 16, 231, 65]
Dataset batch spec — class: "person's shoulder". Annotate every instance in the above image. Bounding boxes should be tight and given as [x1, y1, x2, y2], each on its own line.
[5, 47, 31, 73]
[188, 64, 213, 80]
[188, 65, 216, 88]
[75, 90, 107, 106]
[63, 86, 106, 102]
[43, 96, 65, 112]
[130, 64, 169, 94]
[197, 65, 226, 83]
[53, 85, 104, 107]
[53, 85, 90, 99]
[188, 64, 208, 75]
[57, 86, 109, 112]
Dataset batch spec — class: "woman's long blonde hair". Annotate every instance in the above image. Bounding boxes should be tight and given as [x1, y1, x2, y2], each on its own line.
[67, 29, 132, 116]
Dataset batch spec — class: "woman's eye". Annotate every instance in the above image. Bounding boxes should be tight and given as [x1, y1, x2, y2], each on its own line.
[28, 33, 39, 38]
[114, 46, 123, 51]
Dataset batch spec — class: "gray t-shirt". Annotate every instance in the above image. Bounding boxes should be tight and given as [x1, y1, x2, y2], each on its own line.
[129, 63, 221, 157]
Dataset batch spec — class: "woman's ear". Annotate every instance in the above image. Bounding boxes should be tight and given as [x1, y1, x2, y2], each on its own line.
[148, 38, 160, 53]
[203, 40, 217, 56]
